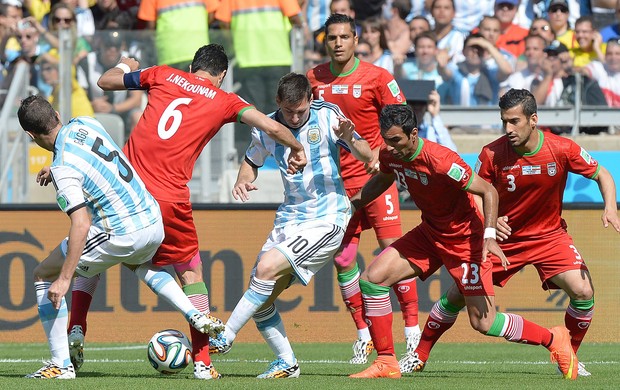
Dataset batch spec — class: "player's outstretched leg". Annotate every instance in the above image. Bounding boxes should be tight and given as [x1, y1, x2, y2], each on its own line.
[393, 277, 421, 353]
[350, 280, 401, 379]
[564, 298, 594, 377]
[253, 304, 299, 378]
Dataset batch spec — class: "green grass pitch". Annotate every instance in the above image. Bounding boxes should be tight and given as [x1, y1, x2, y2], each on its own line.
[1, 342, 617, 389]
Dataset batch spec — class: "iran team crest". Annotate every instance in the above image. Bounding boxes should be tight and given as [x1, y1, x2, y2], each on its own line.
[308, 128, 321, 144]
[353, 84, 362, 98]
[547, 162, 557, 176]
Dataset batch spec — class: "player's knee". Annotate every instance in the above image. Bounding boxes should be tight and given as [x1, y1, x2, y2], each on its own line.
[568, 283, 594, 301]
[33, 263, 54, 282]
[254, 259, 279, 280]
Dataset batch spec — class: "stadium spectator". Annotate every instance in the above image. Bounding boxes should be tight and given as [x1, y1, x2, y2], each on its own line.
[442, 33, 512, 105]
[451, 0, 495, 33]
[90, 0, 138, 30]
[529, 17, 556, 44]
[406, 84, 457, 151]
[502, 34, 547, 94]
[431, 0, 466, 64]
[383, 0, 412, 63]
[307, 13, 421, 366]
[549, 0, 577, 50]
[588, 0, 618, 29]
[401, 88, 620, 378]
[42, 0, 94, 40]
[572, 15, 606, 68]
[599, 0, 620, 41]
[479, 15, 518, 73]
[1, 0, 24, 65]
[215, 0, 303, 157]
[45, 3, 91, 64]
[310, 0, 361, 52]
[533, 40, 608, 133]
[494, 0, 529, 57]
[68, 43, 306, 380]
[349, 103, 578, 380]
[138, 0, 218, 70]
[405, 14, 431, 57]
[76, 32, 143, 135]
[584, 37, 620, 106]
[360, 17, 395, 74]
[19, 94, 221, 380]
[39, 55, 94, 117]
[209, 72, 372, 379]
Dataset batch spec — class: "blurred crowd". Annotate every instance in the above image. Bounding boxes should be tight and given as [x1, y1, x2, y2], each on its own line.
[1, 0, 619, 138]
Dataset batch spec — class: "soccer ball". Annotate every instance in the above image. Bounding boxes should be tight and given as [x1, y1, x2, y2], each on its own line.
[147, 329, 192, 374]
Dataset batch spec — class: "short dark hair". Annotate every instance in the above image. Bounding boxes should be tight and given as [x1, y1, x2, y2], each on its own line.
[380, 104, 417, 137]
[499, 89, 538, 117]
[392, 0, 412, 19]
[414, 31, 438, 46]
[18, 95, 60, 135]
[277, 73, 312, 105]
[325, 13, 357, 37]
[190, 44, 228, 76]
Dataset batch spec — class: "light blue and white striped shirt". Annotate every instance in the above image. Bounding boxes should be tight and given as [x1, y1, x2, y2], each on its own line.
[245, 100, 354, 230]
[51, 116, 161, 235]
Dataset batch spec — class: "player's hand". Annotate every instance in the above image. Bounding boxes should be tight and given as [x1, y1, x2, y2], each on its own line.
[364, 147, 381, 174]
[36, 167, 52, 186]
[482, 238, 509, 271]
[286, 147, 307, 175]
[496, 216, 511, 242]
[232, 181, 258, 202]
[427, 90, 441, 117]
[118, 56, 140, 72]
[333, 117, 355, 142]
[48, 278, 71, 310]
[602, 209, 620, 233]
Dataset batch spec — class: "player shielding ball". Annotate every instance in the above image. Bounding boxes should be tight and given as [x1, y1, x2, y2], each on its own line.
[348, 104, 578, 380]
[209, 73, 372, 378]
[402, 88, 620, 377]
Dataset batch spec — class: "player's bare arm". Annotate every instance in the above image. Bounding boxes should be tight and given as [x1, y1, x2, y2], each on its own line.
[593, 166, 620, 233]
[466, 173, 509, 269]
[364, 146, 382, 175]
[334, 117, 372, 163]
[49, 207, 90, 309]
[350, 170, 395, 213]
[473, 195, 511, 241]
[240, 109, 307, 174]
[97, 56, 140, 91]
[232, 159, 259, 203]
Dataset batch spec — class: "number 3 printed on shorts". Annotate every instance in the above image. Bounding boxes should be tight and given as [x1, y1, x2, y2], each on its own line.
[461, 263, 480, 285]
[158, 98, 192, 140]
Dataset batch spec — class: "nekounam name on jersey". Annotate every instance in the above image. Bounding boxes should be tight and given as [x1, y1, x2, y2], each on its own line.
[165, 74, 217, 99]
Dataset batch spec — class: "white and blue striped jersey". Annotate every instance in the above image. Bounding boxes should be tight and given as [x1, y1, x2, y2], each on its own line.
[245, 100, 356, 230]
[50, 116, 161, 235]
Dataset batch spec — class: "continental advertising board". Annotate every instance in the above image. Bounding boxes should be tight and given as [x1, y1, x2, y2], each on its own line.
[0, 208, 618, 344]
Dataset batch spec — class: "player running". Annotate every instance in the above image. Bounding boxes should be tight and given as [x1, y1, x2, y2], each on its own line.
[400, 88, 620, 377]
[348, 104, 578, 380]
[66, 44, 307, 379]
[19, 96, 220, 379]
[307, 13, 421, 365]
[209, 72, 372, 378]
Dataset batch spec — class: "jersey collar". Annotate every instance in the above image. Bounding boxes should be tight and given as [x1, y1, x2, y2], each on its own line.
[404, 137, 424, 161]
[329, 57, 359, 77]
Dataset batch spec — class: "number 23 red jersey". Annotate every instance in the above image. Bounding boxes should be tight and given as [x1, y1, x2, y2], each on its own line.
[307, 59, 405, 189]
[123, 65, 253, 202]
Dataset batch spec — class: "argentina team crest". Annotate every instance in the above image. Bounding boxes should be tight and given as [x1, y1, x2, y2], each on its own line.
[353, 84, 362, 98]
[307, 127, 321, 144]
[547, 162, 557, 176]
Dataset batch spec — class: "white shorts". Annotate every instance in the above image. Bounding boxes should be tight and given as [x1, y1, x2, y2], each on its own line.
[61, 218, 164, 278]
[254, 220, 345, 286]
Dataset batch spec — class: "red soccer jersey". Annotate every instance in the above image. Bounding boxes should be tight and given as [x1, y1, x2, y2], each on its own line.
[476, 130, 600, 240]
[307, 58, 406, 189]
[123, 65, 253, 202]
[379, 139, 480, 241]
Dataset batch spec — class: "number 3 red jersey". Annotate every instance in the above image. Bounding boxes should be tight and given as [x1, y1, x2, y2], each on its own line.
[123, 65, 253, 202]
[307, 59, 405, 189]
[475, 130, 600, 240]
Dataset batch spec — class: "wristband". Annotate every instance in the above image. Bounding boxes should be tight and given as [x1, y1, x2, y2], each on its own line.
[483, 227, 497, 240]
[115, 63, 131, 74]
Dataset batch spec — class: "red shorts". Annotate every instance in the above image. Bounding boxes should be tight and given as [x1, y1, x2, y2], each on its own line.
[391, 224, 494, 296]
[343, 183, 402, 244]
[491, 229, 589, 290]
[151, 200, 198, 266]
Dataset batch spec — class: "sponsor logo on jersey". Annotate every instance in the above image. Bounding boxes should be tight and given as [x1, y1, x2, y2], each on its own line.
[447, 163, 466, 182]
[389, 163, 403, 169]
[463, 285, 482, 290]
[547, 162, 557, 176]
[383, 215, 399, 221]
[307, 128, 321, 144]
[521, 165, 541, 175]
[387, 80, 401, 97]
[428, 321, 440, 329]
[502, 165, 521, 171]
[56, 194, 69, 210]
[353, 84, 362, 98]
[404, 169, 417, 179]
[78, 264, 89, 272]
[332, 84, 349, 94]
[419, 172, 428, 185]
